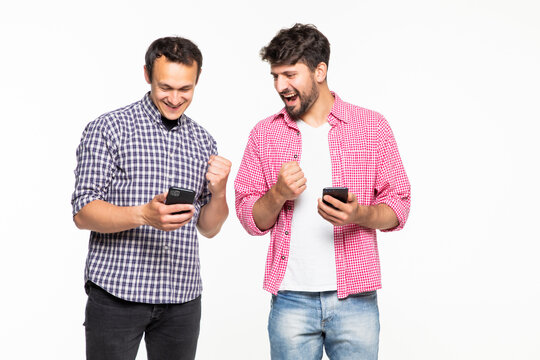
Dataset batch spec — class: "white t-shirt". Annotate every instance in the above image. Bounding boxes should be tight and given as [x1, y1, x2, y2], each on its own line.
[279, 120, 337, 291]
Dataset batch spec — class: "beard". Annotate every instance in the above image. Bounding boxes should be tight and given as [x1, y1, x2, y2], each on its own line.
[284, 78, 319, 120]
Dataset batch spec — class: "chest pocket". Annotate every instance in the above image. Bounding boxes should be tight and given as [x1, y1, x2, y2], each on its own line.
[175, 154, 208, 197]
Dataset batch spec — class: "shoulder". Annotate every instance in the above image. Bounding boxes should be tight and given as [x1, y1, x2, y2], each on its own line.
[338, 99, 394, 137]
[84, 99, 144, 139]
[339, 99, 386, 127]
[184, 115, 217, 150]
[249, 111, 287, 139]
[334, 98, 395, 149]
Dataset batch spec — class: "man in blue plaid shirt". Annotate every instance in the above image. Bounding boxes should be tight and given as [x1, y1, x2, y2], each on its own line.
[72, 37, 231, 360]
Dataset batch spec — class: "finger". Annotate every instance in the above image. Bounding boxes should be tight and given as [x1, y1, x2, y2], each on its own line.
[295, 176, 307, 188]
[281, 161, 301, 173]
[323, 195, 344, 210]
[208, 155, 232, 170]
[318, 197, 343, 217]
[210, 155, 232, 166]
[155, 192, 167, 203]
[207, 162, 230, 175]
[165, 204, 195, 215]
[347, 192, 357, 203]
[166, 212, 195, 226]
[317, 207, 338, 225]
[286, 170, 306, 184]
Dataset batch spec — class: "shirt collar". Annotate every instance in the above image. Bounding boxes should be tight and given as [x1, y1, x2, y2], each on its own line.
[273, 91, 349, 128]
[328, 92, 349, 125]
[141, 92, 186, 128]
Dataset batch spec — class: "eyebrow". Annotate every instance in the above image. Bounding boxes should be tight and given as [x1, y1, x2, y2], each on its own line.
[158, 82, 193, 90]
[270, 71, 297, 76]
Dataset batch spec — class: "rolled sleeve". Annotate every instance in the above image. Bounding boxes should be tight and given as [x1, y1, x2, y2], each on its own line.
[71, 117, 118, 216]
[234, 131, 272, 236]
[373, 117, 411, 232]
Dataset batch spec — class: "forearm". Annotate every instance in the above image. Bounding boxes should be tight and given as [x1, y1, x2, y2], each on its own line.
[252, 186, 287, 231]
[356, 203, 399, 230]
[73, 200, 145, 233]
[197, 195, 229, 238]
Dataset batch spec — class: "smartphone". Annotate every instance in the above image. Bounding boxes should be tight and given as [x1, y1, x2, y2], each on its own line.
[322, 187, 348, 209]
[165, 187, 196, 214]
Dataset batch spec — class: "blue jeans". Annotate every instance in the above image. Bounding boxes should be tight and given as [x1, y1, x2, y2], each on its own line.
[268, 290, 380, 360]
[84, 282, 201, 360]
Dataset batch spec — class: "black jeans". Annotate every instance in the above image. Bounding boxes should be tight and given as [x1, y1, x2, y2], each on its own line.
[84, 282, 201, 360]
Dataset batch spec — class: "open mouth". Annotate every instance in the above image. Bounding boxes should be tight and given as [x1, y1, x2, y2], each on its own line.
[282, 92, 298, 106]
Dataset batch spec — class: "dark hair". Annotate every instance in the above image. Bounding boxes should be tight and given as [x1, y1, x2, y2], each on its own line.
[260, 23, 330, 71]
[145, 37, 203, 82]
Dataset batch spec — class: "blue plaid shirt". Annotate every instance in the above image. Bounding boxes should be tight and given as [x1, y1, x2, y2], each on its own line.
[72, 93, 217, 304]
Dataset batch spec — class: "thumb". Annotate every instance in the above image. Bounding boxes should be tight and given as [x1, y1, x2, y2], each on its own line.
[155, 192, 167, 203]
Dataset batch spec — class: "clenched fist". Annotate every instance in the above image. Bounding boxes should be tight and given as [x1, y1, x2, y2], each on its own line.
[274, 161, 307, 202]
[206, 155, 232, 197]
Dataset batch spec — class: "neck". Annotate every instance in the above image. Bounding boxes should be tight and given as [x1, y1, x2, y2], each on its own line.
[301, 86, 334, 127]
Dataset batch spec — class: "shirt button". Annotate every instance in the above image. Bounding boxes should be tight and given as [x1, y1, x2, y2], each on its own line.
[164, 245, 169, 251]
[293, 155, 298, 159]
[281, 256, 286, 260]
[296, 131, 300, 136]
[285, 231, 289, 235]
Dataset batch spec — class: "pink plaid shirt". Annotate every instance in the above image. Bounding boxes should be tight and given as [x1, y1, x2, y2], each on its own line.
[234, 93, 411, 299]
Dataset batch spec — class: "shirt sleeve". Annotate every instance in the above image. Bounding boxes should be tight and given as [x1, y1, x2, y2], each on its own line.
[234, 128, 272, 236]
[71, 117, 119, 216]
[373, 116, 411, 232]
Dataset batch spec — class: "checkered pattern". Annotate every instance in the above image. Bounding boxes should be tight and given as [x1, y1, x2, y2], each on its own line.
[72, 93, 217, 304]
[234, 93, 410, 299]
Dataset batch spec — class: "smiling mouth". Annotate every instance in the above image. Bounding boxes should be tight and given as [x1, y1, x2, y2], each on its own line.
[282, 92, 298, 105]
[164, 102, 184, 110]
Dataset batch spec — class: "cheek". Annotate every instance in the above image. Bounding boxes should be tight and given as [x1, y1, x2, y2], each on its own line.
[183, 91, 195, 102]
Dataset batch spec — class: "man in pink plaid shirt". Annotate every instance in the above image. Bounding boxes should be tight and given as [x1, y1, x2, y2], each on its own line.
[235, 24, 411, 359]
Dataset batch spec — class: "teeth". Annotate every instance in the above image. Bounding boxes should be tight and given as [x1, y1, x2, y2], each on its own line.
[283, 93, 296, 98]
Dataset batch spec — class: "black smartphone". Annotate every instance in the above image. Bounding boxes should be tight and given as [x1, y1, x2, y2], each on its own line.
[165, 187, 196, 214]
[322, 187, 348, 209]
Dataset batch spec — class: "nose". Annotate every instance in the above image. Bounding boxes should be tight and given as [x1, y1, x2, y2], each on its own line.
[170, 91, 182, 106]
[275, 75, 289, 93]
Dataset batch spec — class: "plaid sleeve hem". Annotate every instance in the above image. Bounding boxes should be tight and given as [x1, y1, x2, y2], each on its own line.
[374, 194, 410, 232]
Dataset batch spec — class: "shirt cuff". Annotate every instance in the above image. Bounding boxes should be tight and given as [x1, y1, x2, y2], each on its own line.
[237, 196, 272, 236]
[373, 195, 410, 232]
[72, 194, 101, 217]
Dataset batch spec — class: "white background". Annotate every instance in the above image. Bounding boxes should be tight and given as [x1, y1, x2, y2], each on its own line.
[1, 0, 539, 359]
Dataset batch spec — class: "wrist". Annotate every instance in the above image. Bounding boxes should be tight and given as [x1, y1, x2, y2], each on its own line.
[210, 190, 227, 200]
[137, 204, 149, 227]
[354, 205, 370, 227]
[269, 186, 288, 207]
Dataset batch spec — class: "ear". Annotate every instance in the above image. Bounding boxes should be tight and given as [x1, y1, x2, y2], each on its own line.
[314, 62, 328, 83]
[144, 65, 151, 84]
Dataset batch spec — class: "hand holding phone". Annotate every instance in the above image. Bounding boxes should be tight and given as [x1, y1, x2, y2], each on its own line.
[165, 187, 196, 214]
[322, 187, 348, 210]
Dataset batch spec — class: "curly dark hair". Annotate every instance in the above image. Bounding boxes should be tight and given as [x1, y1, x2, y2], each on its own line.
[260, 23, 330, 71]
[145, 37, 203, 82]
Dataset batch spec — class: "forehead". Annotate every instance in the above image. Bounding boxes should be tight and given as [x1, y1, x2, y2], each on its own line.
[152, 56, 198, 83]
[270, 62, 311, 75]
